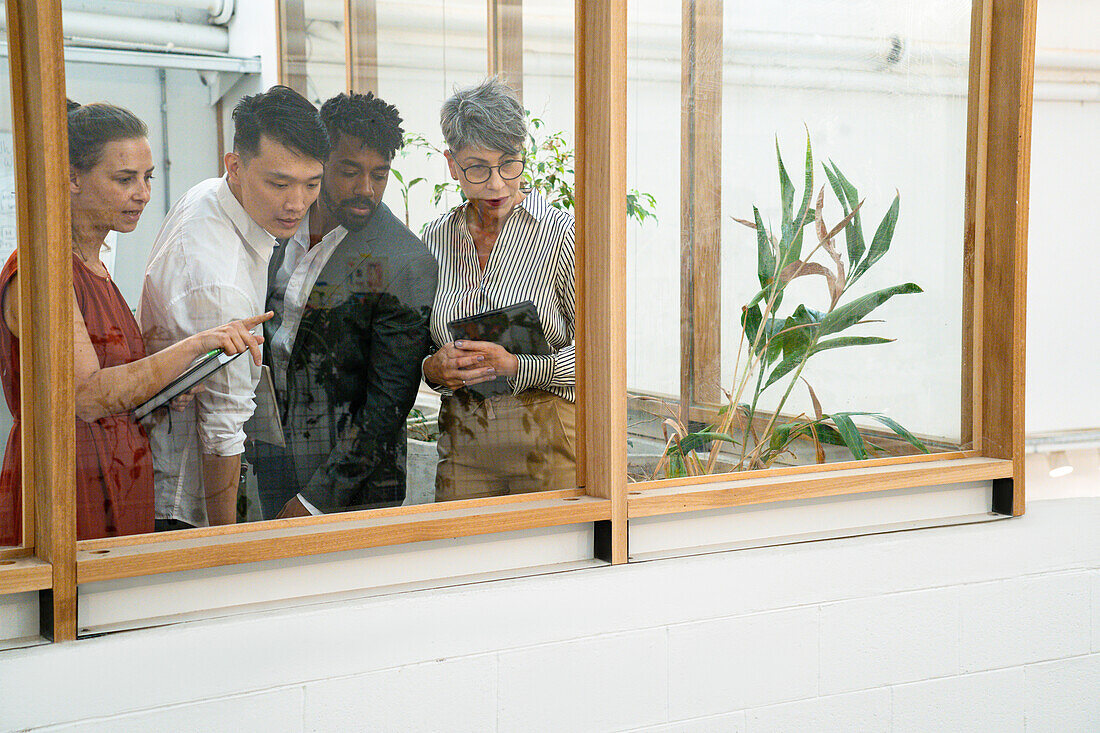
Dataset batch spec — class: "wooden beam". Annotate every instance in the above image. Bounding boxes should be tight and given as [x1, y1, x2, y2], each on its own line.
[962, 0, 993, 451]
[346, 0, 378, 94]
[277, 0, 308, 96]
[679, 0, 723, 425]
[576, 0, 627, 563]
[5, 0, 76, 640]
[77, 496, 610, 583]
[977, 0, 1036, 516]
[488, 0, 524, 100]
[629, 457, 1013, 518]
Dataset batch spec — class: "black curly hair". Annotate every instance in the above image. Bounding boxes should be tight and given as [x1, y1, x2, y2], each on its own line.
[319, 92, 404, 161]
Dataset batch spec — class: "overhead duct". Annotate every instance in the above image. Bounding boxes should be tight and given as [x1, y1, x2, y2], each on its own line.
[138, 0, 235, 25]
[0, 4, 230, 53]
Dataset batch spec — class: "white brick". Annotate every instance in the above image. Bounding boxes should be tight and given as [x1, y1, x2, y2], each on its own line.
[667, 608, 818, 718]
[819, 587, 960, 694]
[744, 689, 890, 733]
[1024, 654, 1100, 733]
[496, 630, 668, 733]
[891, 668, 1025, 733]
[1091, 571, 1100, 653]
[626, 712, 746, 733]
[303, 656, 495, 733]
[959, 573, 1091, 672]
[33, 688, 303, 733]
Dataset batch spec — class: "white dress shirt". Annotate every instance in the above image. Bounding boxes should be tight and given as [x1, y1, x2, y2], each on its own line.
[137, 177, 274, 527]
[270, 214, 348, 398]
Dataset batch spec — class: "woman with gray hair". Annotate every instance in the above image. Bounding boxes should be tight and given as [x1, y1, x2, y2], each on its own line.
[421, 78, 576, 501]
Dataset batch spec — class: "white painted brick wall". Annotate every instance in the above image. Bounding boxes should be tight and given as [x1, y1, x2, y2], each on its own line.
[303, 656, 497, 733]
[743, 689, 891, 733]
[1092, 570, 1100, 654]
[1023, 654, 1100, 733]
[959, 572, 1093, 672]
[2, 498, 1098, 733]
[666, 608, 819, 717]
[819, 588, 962, 694]
[497, 631, 668, 732]
[890, 668, 1027, 733]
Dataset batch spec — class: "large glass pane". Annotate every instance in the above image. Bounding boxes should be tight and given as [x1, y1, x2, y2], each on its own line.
[56, 0, 578, 543]
[0, 38, 25, 548]
[627, 0, 971, 481]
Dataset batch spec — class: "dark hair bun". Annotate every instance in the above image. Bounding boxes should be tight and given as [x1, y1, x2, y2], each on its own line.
[68, 103, 148, 172]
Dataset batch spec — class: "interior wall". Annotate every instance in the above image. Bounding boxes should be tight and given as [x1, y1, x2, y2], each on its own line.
[1, 496, 1096, 732]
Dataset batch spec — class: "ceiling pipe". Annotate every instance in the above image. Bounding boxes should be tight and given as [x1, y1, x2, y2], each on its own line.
[135, 0, 235, 25]
[0, 5, 230, 53]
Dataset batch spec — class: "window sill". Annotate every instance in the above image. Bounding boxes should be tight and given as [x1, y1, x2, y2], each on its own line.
[0, 555, 51, 594]
[628, 455, 1014, 518]
[77, 492, 611, 583]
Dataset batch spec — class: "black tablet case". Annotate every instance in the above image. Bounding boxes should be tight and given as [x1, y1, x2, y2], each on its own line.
[447, 300, 551, 399]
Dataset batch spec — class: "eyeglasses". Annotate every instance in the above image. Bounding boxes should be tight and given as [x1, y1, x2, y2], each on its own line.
[457, 158, 525, 184]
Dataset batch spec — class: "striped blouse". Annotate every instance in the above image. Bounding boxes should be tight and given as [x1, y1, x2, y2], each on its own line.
[422, 189, 576, 403]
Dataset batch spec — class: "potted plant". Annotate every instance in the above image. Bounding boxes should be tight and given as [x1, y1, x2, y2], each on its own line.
[655, 136, 929, 479]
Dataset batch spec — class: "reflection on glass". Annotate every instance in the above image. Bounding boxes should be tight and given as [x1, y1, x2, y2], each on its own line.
[33, 0, 579, 540]
[626, 0, 972, 481]
[0, 54, 20, 547]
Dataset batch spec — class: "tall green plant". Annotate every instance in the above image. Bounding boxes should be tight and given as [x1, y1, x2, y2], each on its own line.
[655, 136, 928, 479]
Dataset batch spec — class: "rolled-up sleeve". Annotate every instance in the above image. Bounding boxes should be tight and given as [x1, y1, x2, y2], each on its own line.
[163, 283, 259, 456]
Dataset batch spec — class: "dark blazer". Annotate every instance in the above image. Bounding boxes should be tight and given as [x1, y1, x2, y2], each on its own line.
[282, 203, 437, 512]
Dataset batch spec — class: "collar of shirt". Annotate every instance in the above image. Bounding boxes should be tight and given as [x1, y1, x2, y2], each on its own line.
[215, 176, 277, 261]
[517, 188, 551, 223]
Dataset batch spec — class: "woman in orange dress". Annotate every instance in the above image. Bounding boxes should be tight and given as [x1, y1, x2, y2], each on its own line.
[0, 102, 270, 544]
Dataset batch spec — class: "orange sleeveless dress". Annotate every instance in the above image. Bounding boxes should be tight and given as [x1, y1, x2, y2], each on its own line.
[0, 251, 154, 544]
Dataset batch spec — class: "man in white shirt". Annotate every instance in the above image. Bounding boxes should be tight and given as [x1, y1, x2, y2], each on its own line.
[138, 85, 330, 529]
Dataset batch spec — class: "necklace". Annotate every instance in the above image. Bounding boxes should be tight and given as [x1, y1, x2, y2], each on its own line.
[72, 242, 110, 279]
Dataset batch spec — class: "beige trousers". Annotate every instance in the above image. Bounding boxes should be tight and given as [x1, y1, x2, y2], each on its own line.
[435, 389, 577, 501]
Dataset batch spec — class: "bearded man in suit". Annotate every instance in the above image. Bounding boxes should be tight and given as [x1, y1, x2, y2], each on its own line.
[257, 92, 437, 518]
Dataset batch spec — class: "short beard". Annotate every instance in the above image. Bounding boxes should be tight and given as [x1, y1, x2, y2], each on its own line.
[322, 185, 376, 232]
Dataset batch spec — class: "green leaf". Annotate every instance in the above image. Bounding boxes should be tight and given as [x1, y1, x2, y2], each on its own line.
[818, 283, 922, 336]
[865, 413, 930, 453]
[824, 161, 866, 267]
[763, 351, 804, 390]
[679, 431, 737, 453]
[391, 169, 405, 184]
[810, 336, 894, 355]
[789, 135, 814, 265]
[829, 413, 868, 459]
[741, 304, 763, 350]
[777, 140, 795, 232]
[849, 193, 901, 285]
[754, 206, 775, 289]
[766, 304, 823, 363]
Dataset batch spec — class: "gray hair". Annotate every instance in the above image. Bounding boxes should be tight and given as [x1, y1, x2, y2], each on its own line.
[440, 78, 526, 155]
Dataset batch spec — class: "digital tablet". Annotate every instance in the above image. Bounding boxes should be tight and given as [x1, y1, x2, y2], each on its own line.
[133, 348, 244, 421]
[447, 300, 551, 398]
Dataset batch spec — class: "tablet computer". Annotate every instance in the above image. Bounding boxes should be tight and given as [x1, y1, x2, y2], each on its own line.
[447, 300, 551, 398]
[133, 348, 244, 421]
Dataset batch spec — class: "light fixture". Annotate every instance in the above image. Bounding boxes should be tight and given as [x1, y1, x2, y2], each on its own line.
[1047, 451, 1073, 478]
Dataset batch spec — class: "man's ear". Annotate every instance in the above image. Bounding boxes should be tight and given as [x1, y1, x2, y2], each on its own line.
[224, 151, 242, 186]
[444, 150, 460, 181]
[69, 167, 80, 195]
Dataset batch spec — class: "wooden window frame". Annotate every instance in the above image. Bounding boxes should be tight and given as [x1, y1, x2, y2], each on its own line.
[626, 0, 1030, 520]
[0, 0, 1033, 642]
